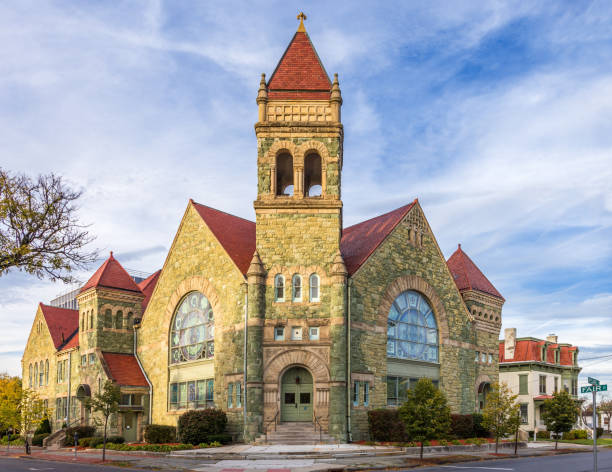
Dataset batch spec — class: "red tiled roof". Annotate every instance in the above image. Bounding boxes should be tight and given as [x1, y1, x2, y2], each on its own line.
[101, 352, 148, 387]
[59, 331, 79, 352]
[499, 340, 577, 366]
[138, 270, 161, 311]
[39, 303, 79, 350]
[340, 202, 417, 275]
[191, 201, 256, 275]
[267, 31, 331, 100]
[81, 252, 142, 294]
[447, 245, 504, 300]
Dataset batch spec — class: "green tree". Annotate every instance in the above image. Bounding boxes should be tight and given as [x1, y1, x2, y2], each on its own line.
[482, 382, 520, 453]
[599, 397, 612, 433]
[398, 378, 451, 460]
[0, 374, 22, 447]
[86, 381, 120, 462]
[0, 168, 97, 283]
[542, 391, 579, 449]
[19, 388, 49, 453]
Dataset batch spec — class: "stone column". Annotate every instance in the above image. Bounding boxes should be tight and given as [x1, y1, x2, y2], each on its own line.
[245, 251, 265, 441]
[328, 252, 348, 440]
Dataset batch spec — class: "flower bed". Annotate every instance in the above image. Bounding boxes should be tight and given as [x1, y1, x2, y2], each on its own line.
[95, 441, 223, 452]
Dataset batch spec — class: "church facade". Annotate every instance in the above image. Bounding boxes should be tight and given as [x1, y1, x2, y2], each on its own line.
[21, 19, 505, 442]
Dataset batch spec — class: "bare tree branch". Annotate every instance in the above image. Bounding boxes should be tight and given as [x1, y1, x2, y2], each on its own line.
[0, 168, 98, 283]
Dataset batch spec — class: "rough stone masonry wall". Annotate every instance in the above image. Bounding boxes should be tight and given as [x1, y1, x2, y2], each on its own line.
[137, 203, 247, 433]
[349, 206, 477, 440]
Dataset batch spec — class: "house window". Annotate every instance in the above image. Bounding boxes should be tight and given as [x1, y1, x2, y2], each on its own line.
[81, 355, 87, 367]
[353, 381, 360, 406]
[45, 360, 49, 385]
[34, 364, 38, 389]
[39, 361, 44, 386]
[475, 351, 480, 363]
[228, 383, 233, 408]
[554, 377, 558, 393]
[309, 327, 320, 341]
[539, 375, 547, 394]
[309, 274, 320, 302]
[572, 378, 578, 396]
[386, 376, 410, 407]
[236, 382, 242, 408]
[519, 374, 528, 395]
[170, 291, 215, 364]
[363, 382, 370, 407]
[291, 327, 302, 340]
[488, 354, 493, 364]
[89, 353, 96, 365]
[169, 378, 214, 410]
[274, 274, 285, 302]
[541, 346, 546, 362]
[274, 326, 285, 341]
[520, 404, 528, 424]
[292, 275, 302, 301]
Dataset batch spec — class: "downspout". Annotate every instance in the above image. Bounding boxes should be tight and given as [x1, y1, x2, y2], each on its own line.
[133, 326, 153, 427]
[346, 278, 352, 442]
[243, 283, 248, 443]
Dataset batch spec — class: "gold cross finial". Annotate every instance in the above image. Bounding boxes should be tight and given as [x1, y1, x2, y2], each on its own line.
[297, 12, 307, 32]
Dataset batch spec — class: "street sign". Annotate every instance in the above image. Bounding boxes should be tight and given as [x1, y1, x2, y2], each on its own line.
[581, 384, 607, 393]
[588, 377, 600, 386]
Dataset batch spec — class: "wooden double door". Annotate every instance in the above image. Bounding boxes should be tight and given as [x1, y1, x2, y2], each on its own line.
[280, 366, 313, 422]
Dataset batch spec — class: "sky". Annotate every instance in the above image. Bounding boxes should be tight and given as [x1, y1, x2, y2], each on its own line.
[1, 1, 611, 394]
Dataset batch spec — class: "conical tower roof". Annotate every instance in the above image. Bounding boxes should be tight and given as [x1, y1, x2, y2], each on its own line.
[80, 252, 142, 293]
[447, 245, 504, 300]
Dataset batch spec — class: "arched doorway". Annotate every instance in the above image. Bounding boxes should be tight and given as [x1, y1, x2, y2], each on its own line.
[280, 367, 313, 422]
[478, 382, 491, 411]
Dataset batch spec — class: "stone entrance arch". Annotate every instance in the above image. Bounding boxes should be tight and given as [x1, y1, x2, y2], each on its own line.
[263, 349, 330, 428]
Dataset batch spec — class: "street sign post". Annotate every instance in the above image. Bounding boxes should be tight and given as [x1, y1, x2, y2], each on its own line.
[581, 384, 608, 393]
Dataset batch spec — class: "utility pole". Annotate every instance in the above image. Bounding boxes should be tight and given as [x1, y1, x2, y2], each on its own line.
[593, 388, 597, 472]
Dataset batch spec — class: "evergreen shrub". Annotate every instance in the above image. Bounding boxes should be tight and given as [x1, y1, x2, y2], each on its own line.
[367, 409, 406, 442]
[472, 413, 490, 438]
[32, 434, 50, 446]
[144, 424, 176, 444]
[177, 409, 227, 445]
[450, 414, 474, 438]
[62, 426, 96, 446]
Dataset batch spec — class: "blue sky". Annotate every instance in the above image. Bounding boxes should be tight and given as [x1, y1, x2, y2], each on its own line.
[1, 1, 611, 394]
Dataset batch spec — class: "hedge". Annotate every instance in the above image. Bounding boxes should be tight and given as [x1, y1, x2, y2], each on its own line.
[144, 424, 176, 444]
[32, 433, 50, 446]
[89, 436, 125, 448]
[177, 409, 227, 445]
[99, 442, 194, 452]
[471, 413, 490, 438]
[62, 426, 96, 446]
[367, 409, 407, 442]
[450, 414, 474, 439]
[207, 433, 232, 444]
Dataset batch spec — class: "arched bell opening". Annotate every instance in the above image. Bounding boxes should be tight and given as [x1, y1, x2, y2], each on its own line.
[304, 153, 322, 197]
[276, 153, 294, 196]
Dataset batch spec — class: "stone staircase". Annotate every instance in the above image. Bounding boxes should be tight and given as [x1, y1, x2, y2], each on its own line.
[255, 421, 336, 445]
[42, 428, 66, 449]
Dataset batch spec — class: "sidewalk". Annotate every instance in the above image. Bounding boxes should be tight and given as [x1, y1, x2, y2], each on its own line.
[3, 441, 595, 472]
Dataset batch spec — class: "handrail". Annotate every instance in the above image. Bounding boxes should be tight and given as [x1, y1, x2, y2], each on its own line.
[313, 414, 323, 443]
[264, 409, 279, 443]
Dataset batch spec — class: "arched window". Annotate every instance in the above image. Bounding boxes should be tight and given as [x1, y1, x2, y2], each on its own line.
[105, 309, 113, 328]
[276, 153, 294, 196]
[81, 313, 85, 332]
[274, 274, 285, 302]
[170, 291, 214, 364]
[39, 361, 44, 387]
[127, 312, 133, 329]
[34, 363, 38, 389]
[116, 311, 123, 329]
[304, 153, 322, 197]
[89, 310, 94, 329]
[309, 274, 320, 302]
[387, 290, 438, 363]
[45, 359, 49, 385]
[292, 274, 302, 302]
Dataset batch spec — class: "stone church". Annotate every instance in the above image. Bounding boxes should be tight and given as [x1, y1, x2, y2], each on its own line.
[21, 17, 504, 443]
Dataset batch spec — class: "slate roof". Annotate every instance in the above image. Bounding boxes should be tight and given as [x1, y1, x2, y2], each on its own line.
[340, 202, 417, 275]
[499, 339, 578, 366]
[446, 245, 504, 300]
[39, 303, 79, 350]
[101, 352, 148, 387]
[191, 201, 256, 275]
[267, 29, 331, 100]
[138, 270, 161, 311]
[81, 252, 142, 294]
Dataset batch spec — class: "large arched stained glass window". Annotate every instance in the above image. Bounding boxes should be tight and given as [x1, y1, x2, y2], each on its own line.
[387, 290, 438, 363]
[170, 291, 214, 364]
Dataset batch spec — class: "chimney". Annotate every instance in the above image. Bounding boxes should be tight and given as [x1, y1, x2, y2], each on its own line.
[546, 334, 558, 344]
[504, 328, 516, 360]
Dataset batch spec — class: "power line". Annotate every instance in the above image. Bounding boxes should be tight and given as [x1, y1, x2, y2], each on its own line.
[579, 353, 612, 361]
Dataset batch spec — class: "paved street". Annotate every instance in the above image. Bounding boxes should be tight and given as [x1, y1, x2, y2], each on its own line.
[414, 449, 612, 471]
[0, 457, 156, 472]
